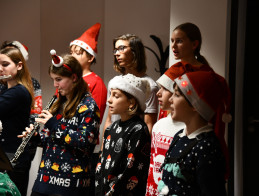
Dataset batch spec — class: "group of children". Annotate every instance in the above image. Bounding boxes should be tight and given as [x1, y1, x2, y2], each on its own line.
[0, 22, 231, 196]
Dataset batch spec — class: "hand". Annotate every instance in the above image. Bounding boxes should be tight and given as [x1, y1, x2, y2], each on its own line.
[36, 110, 53, 125]
[17, 124, 35, 138]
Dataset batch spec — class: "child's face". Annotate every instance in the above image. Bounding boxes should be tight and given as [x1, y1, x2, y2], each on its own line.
[156, 86, 173, 111]
[70, 45, 91, 67]
[50, 72, 76, 99]
[169, 85, 193, 122]
[108, 89, 132, 120]
[171, 29, 198, 62]
[0, 54, 22, 84]
[114, 40, 134, 69]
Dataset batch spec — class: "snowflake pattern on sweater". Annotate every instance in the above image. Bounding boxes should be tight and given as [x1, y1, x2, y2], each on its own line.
[32, 93, 100, 196]
[95, 115, 151, 196]
[158, 127, 227, 196]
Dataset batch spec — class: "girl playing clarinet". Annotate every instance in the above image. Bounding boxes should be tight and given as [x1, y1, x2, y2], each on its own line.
[20, 50, 100, 196]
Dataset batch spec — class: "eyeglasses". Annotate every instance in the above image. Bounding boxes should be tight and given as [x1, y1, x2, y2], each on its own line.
[113, 45, 130, 54]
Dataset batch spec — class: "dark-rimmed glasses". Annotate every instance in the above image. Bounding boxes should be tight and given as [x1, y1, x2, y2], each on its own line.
[113, 45, 130, 54]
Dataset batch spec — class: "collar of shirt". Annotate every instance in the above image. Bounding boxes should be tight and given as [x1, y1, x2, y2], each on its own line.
[178, 124, 213, 139]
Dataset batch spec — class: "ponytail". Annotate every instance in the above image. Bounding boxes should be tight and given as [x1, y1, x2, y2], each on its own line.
[196, 52, 210, 66]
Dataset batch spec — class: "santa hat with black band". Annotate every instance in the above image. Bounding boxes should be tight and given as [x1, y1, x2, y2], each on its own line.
[70, 23, 101, 58]
[174, 71, 232, 179]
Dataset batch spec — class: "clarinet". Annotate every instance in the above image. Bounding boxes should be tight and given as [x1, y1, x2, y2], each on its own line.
[10, 95, 57, 164]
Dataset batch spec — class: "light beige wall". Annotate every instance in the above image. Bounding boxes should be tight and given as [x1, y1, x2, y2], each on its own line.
[0, 0, 41, 80]
[169, 0, 228, 77]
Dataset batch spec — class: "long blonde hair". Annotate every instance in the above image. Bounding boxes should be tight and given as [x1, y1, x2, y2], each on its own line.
[49, 54, 89, 119]
[0, 47, 34, 108]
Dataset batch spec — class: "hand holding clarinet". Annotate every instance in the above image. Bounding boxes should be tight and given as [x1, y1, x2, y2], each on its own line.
[17, 110, 53, 138]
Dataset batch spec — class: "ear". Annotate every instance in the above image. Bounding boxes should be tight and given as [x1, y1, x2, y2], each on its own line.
[88, 55, 95, 63]
[17, 61, 23, 70]
[129, 98, 136, 110]
[192, 40, 199, 50]
[72, 73, 78, 82]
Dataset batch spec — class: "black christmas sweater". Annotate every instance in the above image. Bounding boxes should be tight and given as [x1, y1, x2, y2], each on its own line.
[158, 126, 227, 196]
[32, 93, 100, 196]
[0, 84, 31, 165]
[95, 115, 151, 196]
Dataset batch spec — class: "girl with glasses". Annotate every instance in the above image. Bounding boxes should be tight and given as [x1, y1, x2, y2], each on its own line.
[103, 34, 159, 136]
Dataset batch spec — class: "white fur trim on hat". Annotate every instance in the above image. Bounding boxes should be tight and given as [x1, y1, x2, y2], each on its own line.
[175, 74, 215, 121]
[70, 40, 97, 58]
[109, 74, 150, 111]
[12, 41, 29, 61]
[156, 74, 175, 93]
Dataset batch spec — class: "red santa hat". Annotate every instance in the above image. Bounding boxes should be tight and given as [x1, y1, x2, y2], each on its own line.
[156, 61, 213, 93]
[174, 71, 231, 178]
[50, 49, 72, 72]
[70, 23, 101, 58]
[11, 41, 29, 61]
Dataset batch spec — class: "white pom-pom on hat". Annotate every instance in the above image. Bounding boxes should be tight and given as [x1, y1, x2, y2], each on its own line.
[222, 113, 232, 123]
[50, 49, 56, 55]
[50, 49, 63, 67]
[160, 185, 169, 195]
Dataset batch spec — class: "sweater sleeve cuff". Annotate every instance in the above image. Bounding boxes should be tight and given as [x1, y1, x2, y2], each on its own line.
[45, 117, 59, 131]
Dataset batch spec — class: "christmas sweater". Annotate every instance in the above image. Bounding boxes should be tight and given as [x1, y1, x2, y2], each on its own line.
[158, 126, 227, 196]
[146, 114, 185, 196]
[32, 93, 100, 196]
[30, 77, 42, 119]
[95, 115, 151, 196]
[83, 72, 107, 123]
